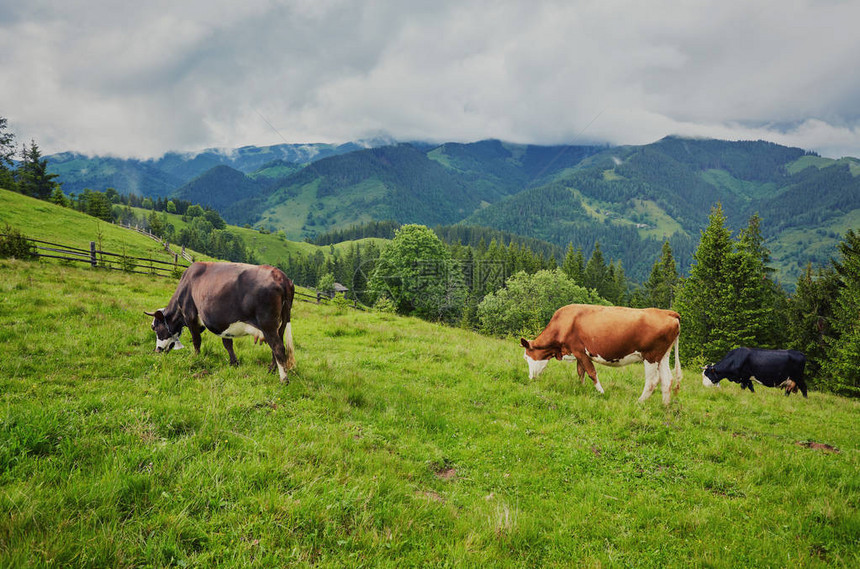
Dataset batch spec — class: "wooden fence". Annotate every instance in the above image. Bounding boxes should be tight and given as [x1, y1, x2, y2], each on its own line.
[7, 235, 190, 278]
[120, 223, 194, 263]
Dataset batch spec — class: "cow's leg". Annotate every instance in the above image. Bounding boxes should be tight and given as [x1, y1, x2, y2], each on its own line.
[576, 360, 586, 385]
[658, 354, 673, 405]
[639, 361, 661, 402]
[577, 356, 603, 394]
[189, 325, 203, 355]
[262, 332, 290, 384]
[221, 338, 239, 366]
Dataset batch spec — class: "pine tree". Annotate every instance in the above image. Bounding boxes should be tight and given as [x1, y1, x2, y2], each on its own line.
[18, 140, 59, 199]
[788, 263, 839, 385]
[826, 229, 860, 396]
[644, 240, 678, 309]
[562, 243, 585, 285]
[0, 116, 16, 191]
[674, 203, 740, 362]
[584, 242, 611, 298]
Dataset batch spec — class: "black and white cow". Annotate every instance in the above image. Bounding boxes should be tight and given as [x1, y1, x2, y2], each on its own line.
[146, 262, 296, 382]
[702, 348, 807, 397]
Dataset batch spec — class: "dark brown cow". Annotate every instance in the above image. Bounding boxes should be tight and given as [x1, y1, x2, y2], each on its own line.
[146, 262, 295, 382]
[520, 304, 681, 404]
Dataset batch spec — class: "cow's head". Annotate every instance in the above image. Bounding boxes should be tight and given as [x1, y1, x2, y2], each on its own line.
[520, 338, 559, 379]
[144, 309, 184, 353]
[702, 364, 720, 387]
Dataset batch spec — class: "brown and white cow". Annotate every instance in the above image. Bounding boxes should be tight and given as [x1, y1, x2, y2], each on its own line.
[520, 304, 681, 404]
[145, 262, 296, 382]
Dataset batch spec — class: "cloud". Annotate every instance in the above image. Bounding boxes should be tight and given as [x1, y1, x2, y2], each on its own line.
[1, 0, 859, 158]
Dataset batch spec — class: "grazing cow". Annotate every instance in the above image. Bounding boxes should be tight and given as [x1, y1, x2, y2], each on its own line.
[520, 304, 682, 404]
[702, 348, 807, 397]
[145, 262, 296, 382]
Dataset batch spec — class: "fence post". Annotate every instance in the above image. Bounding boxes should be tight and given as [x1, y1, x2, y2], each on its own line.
[90, 241, 97, 267]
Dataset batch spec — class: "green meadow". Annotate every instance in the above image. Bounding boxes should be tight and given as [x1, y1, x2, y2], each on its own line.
[0, 258, 857, 567]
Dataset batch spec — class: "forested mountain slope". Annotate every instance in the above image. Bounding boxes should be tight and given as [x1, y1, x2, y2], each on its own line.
[46, 136, 860, 284]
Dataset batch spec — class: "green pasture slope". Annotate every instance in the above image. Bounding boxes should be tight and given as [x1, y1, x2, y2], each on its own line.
[1, 260, 857, 567]
[124, 204, 387, 266]
[0, 190, 213, 263]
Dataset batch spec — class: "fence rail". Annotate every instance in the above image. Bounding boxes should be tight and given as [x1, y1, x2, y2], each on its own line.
[4, 233, 190, 277]
[120, 223, 194, 262]
[295, 290, 366, 311]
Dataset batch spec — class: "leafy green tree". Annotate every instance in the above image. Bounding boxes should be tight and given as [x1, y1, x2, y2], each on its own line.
[643, 240, 679, 309]
[186, 204, 204, 217]
[18, 140, 59, 200]
[166, 200, 177, 214]
[204, 208, 226, 229]
[477, 268, 607, 337]
[369, 224, 465, 321]
[825, 229, 860, 396]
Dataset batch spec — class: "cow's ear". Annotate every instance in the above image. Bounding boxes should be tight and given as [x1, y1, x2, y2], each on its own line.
[520, 338, 530, 349]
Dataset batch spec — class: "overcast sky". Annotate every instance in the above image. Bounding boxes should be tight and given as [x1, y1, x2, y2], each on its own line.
[2, 0, 859, 159]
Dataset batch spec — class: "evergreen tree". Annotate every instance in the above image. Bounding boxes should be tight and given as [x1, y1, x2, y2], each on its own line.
[643, 240, 678, 309]
[18, 140, 59, 199]
[50, 187, 70, 207]
[562, 243, 585, 285]
[674, 203, 740, 362]
[787, 263, 839, 386]
[583, 242, 615, 301]
[825, 229, 860, 396]
[0, 116, 16, 191]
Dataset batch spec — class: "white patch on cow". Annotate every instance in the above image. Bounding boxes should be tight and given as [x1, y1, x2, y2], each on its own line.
[702, 370, 717, 387]
[750, 376, 763, 385]
[218, 321, 264, 339]
[276, 361, 288, 382]
[524, 352, 550, 379]
[594, 379, 605, 394]
[585, 349, 643, 367]
[156, 334, 184, 352]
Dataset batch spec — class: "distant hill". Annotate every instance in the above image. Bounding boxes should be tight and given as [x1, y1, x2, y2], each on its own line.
[46, 136, 860, 284]
[45, 140, 385, 199]
[172, 165, 266, 213]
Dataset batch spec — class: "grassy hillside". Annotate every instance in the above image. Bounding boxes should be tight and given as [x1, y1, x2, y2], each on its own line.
[122, 204, 386, 266]
[1, 259, 857, 567]
[0, 189, 212, 263]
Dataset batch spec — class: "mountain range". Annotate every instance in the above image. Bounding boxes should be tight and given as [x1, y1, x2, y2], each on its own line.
[46, 137, 860, 284]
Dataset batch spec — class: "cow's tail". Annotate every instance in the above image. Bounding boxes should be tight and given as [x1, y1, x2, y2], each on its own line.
[671, 314, 682, 394]
[672, 334, 682, 393]
[283, 278, 296, 370]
